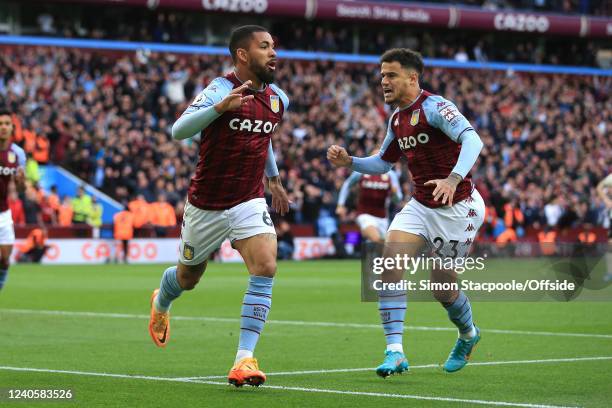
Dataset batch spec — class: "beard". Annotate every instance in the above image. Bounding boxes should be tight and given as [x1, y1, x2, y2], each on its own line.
[250, 61, 275, 84]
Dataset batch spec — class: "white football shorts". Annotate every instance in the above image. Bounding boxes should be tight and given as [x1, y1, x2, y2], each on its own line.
[0, 209, 15, 245]
[388, 188, 485, 258]
[356, 213, 389, 239]
[179, 198, 276, 265]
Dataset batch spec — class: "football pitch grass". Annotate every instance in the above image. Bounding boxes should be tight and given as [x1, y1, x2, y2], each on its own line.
[1, 261, 611, 407]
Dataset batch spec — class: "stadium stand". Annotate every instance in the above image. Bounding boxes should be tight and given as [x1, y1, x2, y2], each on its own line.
[4, 2, 609, 67]
[0, 45, 609, 243]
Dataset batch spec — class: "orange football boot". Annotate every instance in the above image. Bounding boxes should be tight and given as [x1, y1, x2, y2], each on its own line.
[148, 289, 170, 347]
[227, 357, 266, 387]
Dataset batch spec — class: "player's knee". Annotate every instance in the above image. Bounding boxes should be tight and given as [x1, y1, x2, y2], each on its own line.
[253, 259, 277, 278]
[0, 258, 9, 270]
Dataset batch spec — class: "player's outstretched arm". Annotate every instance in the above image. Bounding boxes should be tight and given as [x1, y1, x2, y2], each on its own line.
[336, 172, 361, 218]
[327, 145, 393, 175]
[327, 145, 352, 168]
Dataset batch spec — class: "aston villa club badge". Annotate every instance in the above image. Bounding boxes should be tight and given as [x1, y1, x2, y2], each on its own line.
[7, 152, 16, 163]
[410, 109, 420, 126]
[270, 95, 280, 113]
[183, 242, 195, 261]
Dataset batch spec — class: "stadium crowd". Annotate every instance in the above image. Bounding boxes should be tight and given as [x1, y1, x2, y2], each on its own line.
[16, 7, 607, 67]
[0, 46, 609, 241]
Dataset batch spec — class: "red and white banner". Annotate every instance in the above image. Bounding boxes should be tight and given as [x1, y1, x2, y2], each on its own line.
[12, 239, 180, 264]
[217, 237, 335, 262]
[12, 237, 335, 264]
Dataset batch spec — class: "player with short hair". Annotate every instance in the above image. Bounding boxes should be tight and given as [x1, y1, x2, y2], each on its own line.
[148, 25, 290, 387]
[336, 155, 403, 243]
[0, 109, 26, 291]
[328, 48, 485, 376]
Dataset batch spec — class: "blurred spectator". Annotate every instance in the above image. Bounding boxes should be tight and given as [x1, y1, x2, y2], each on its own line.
[8, 191, 25, 225]
[71, 186, 92, 224]
[276, 220, 295, 260]
[16, 227, 49, 263]
[48, 186, 60, 216]
[39, 195, 57, 225]
[150, 193, 176, 237]
[128, 194, 151, 230]
[114, 208, 134, 263]
[25, 152, 40, 185]
[36, 13, 55, 35]
[88, 196, 103, 238]
[58, 196, 73, 226]
[22, 187, 42, 225]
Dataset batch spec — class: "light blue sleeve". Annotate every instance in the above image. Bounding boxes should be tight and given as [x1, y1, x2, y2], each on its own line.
[265, 140, 279, 178]
[337, 172, 362, 206]
[450, 130, 483, 178]
[172, 77, 233, 140]
[269, 84, 290, 111]
[12, 144, 26, 168]
[351, 113, 398, 174]
[388, 171, 403, 202]
[422, 95, 483, 178]
[351, 155, 393, 175]
[422, 95, 475, 143]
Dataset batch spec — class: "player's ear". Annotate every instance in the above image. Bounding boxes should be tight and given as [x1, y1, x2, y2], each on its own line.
[409, 70, 419, 86]
[236, 48, 249, 64]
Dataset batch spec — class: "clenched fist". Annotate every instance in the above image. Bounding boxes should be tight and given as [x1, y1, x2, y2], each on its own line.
[327, 145, 352, 168]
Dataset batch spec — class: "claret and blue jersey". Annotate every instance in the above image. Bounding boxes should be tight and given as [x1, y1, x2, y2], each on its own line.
[378, 90, 479, 208]
[182, 72, 289, 210]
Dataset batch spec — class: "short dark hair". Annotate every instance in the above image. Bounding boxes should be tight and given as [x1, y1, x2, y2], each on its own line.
[380, 48, 424, 76]
[229, 25, 269, 62]
[0, 108, 12, 118]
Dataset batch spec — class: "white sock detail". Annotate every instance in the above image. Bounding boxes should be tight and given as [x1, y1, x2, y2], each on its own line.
[386, 343, 403, 353]
[154, 294, 169, 313]
[235, 349, 253, 363]
[459, 325, 476, 340]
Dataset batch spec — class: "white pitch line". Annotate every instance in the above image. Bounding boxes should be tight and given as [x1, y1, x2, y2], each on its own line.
[177, 356, 612, 380]
[0, 365, 578, 408]
[3, 308, 612, 339]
